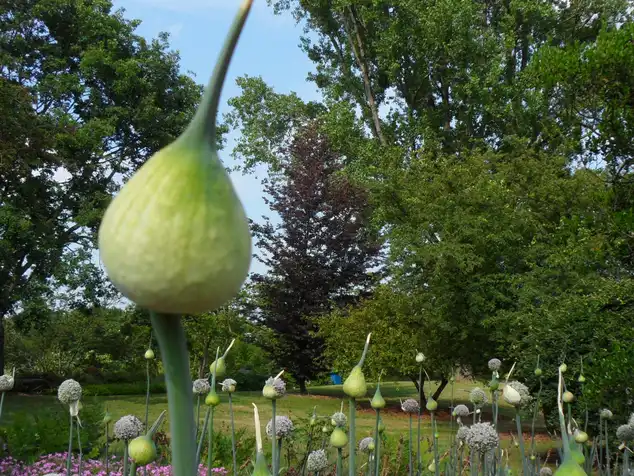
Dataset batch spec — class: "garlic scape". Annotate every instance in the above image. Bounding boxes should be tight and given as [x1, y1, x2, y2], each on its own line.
[554, 366, 587, 476]
[252, 403, 273, 476]
[343, 333, 371, 398]
[98, 0, 254, 316]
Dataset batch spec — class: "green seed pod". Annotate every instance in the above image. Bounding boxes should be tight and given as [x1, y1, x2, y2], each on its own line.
[577, 375, 586, 383]
[330, 427, 348, 448]
[205, 390, 220, 407]
[574, 430, 588, 444]
[559, 363, 568, 373]
[534, 368, 543, 377]
[97, 0, 253, 316]
[371, 384, 386, 409]
[144, 349, 155, 360]
[209, 357, 227, 379]
[128, 436, 157, 466]
[426, 397, 438, 412]
[563, 391, 575, 403]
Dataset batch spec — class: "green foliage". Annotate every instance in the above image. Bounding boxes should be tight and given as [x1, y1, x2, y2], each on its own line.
[0, 402, 103, 462]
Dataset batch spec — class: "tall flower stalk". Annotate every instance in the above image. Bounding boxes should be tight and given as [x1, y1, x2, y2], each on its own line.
[416, 352, 424, 476]
[196, 348, 219, 467]
[343, 333, 372, 476]
[263, 369, 286, 476]
[222, 378, 239, 476]
[371, 373, 386, 476]
[58, 379, 82, 476]
[252, 404, 273, 476]
[103, 408, 112, 476]
[0, 368, 15, 424]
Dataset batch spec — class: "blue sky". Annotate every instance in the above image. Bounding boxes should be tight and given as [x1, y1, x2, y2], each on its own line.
[110, 0, 321, 274]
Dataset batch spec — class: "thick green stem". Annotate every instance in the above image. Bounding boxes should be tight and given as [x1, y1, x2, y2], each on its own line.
[350, 398, 357, 476]
[516, 412, 528, 476]
[272, 399, 278, 476]
[129, 461, 137, 475]
[105, 422, 110, 476]
[623, 448, 629, 476]
[432, 412, 439, 476]
[150, 312, 197, 476]
[123, 440, 130, 476]
[76, 417, 83, 475]
[229, 393, 238, 476]
[207, 407, 215, 475]
[0, 392, 5, 423]
[145, 360, 151, 428]
[606, 420, 612, 476]
[409, 414, 413, 476]
[66, 412, 74, 476]
[277, 439, 283, 472]
[196, 395, 201, 440]
[196, 407, 211, 466]
[418, 366, 423, 475]
[337, 448, 343, 476]
[374, 410, 381, 476]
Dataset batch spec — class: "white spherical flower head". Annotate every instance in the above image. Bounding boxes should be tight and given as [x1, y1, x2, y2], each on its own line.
[453, 404, 470, 418]
[415, 352, 425, 363]
[629, 413, 634, 427]
[114, 415, 145, 440]
[0, 374, 14, 392]
[469, 387, 488, 407]
[616, 424, 634, 442]
[58, 379, 82, 405]
[192, 378, 211, 395]
[505, 381, 532, 408]
[359, 436, 375, 452]
[266, 415, 294, 439]
[221, 378, 237, 393]
[465, 422, 499, 454]
[401, 399, 420, 414]
[331, 411, 347, 427]
[539, 467, 553, 476]
[263, 375, 286, 399]
[456, 426, 470, 442]
[306, 449, 329, 472]
[488, 358, 502, 371]
[600, 408, 613, 420]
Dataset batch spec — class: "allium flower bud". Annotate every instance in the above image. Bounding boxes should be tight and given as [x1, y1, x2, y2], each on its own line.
[504, 381, 532, 408]
[58, 379, 82, 405]
[469, 387, 488, 407]
[266, 416, 294, 439]
[563, 391, 575, 403]
[416, 352, 425, 363]
[600, 408, 613, 420]
[577, 375, 586, 383]
[488, 358, 502, 371]
[456, 426, 469, 442]
[534, 368, 543, 377]
[574, 430, 588, 444]
[0, 370, 15, 392]
[453, 404, 470, 417]
[144, 349, 155, 360]
[401, 398, 420, 414]
[221, 378, 237, 393]
[331, 411, 347, 427]
[322, 425, 330, 434]
[359, 436, 374, 452]
[205, 390, 220, 407]
[616, 424, 634, 442]
[465, 422, 499, 454]
[128, 435, 157, 466]
[330, 427, 348, 448]
[263, 372, 286, 400]
[426, 397, 438, 412]
[343, 333, 371, 399]
[209, 357, 227, 379]
[559, 363, 568, 373]
[103, 411, 113, 425]
[114, 415, 144, 440]
[306, 449, 328, 472]
[192, 378, 211, 395]
[371, 384, 386, 409]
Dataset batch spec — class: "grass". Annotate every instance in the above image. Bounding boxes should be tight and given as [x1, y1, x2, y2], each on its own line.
[2, 379, 556, 468]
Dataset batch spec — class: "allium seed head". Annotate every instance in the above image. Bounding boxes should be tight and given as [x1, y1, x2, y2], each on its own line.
[306, 449, 328, 472]
[221, 378, 237, 393]
[453, 404, 470, 417]
[456, 426, 470, 442]
[57, 379, 82, 405]
[469, 387, 488, 407]
[192, 378, 211, 395]
[416, 352, 425, 363]
[465, 422, 499, 454]
[616, 424, 634, 442]
[401, 398, 420, 413]
[0, 374, 14, 392]
[266, 415, 294, 439]
[539, 467, 553, 476]
[506, 381, 532, 408]
[600, 408, 613, 420]
[359, 436, 375, 452]
[113, 415, 144, 440]
[263, 376, 286, 399]
[488, 358, 502, 371]
[331, 411, 347, 427]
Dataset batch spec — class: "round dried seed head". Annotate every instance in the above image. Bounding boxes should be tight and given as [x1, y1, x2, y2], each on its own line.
[221, 378, 237, 393]
[453, 404, 470, 417]
[263, 376, 286, 399]
[616, 424, 634, 442]
[58, 379, 82, 405]
[506, 381, 532, 408]
[358, 436, 374, 452]
[266, 415, 294, 439]
[488, 358, 502, 371]
[401, 398, 420, 413]
[465, 422, 499, 454]
[113, 415, 144, 440]
[331, 411, 347, 427]
[306, 449, 328, 472]
[469, 387, 488, 407]
[0, 374, 14, 392]
[600, 408, 613, 420]
[192, 378, 211, 395]
[539, 467, 553, 476]
[456, 425, 470, 442]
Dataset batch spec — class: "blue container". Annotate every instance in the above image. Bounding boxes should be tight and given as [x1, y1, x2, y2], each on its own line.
[330, 373, 342, 385]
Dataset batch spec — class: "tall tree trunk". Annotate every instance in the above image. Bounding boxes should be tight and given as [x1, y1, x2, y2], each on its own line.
[411, 376, 449, 406]
[198, 341, 210, 378]
[298, 377, 307, 395]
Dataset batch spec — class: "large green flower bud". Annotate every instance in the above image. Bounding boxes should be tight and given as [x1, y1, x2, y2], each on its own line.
[128, 436, 157, 466]
[330, 427, 348, 448]
[97, 0, 253, 315]
[343, 333, 371, 399]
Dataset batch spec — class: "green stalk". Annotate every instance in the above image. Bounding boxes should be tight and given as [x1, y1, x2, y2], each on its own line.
[272, 399, 278, 476]
[623, 447, 629, 476]
[337, 447, 343, 476]
[150, 312, 197, 476]
[145, 360, 151, 429]
[129, 461, 137, 475]
[66, 412, 74, 476]
[207, 407, 215, 475]
[196, 395, 202, 440]
[350, 398, 357, 476]
[530, 377, 543, 469]
[229, 392, 237, 476]
[123, 439, 130, 476]
[417, 365, 422, 476]
[374, 410, 381, 476]
[0, 392, 5, 423]
[409, 414, 413, 476]
[76, 417, 83, 475]
[105, 421, 110, 476]
[432, 412, 439, 476]
[277, 439, 283, 472]
[601, 420, 605, 475]
[516, 411, 528, 476]
[606, 419, 612, 476]
[196, 407, 211, 466]
[301, 421, 314, 476]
